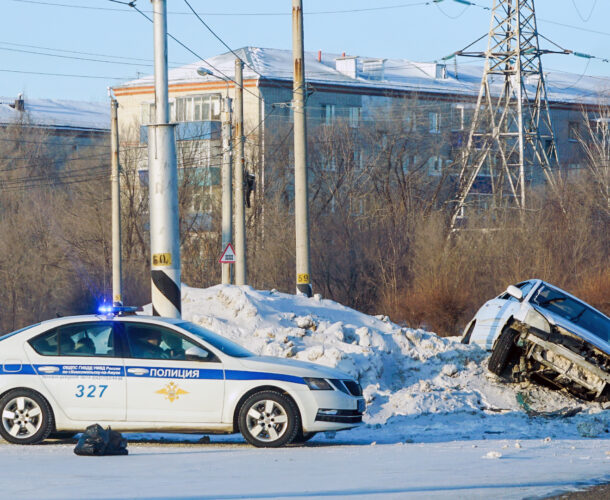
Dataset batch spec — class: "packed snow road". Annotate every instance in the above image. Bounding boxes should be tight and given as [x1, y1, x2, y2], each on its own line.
[1, 436, 609, 499]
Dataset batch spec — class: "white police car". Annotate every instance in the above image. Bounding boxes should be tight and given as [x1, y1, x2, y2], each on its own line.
[0, 309, 365, 447]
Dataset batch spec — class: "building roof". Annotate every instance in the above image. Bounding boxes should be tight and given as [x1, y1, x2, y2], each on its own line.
[116, 46, 610, 106]
[0, 96, 109, 132]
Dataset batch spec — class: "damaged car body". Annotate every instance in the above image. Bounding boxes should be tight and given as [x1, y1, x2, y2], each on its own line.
[463, 279, 610, 400]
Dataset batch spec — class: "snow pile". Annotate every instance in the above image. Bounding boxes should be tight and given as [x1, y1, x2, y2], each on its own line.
[147, 285, 609, 443]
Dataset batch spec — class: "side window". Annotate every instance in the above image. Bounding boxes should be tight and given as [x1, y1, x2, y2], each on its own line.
[29, 323, 116, 357]
[29, 329, 59, 356]
[123, 323, 217, 362]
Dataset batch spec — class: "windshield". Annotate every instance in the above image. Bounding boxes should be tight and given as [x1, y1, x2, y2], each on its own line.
[0, 323, 40, 342]
[532, 286, 610, 343]
[177, 322, 254, 358]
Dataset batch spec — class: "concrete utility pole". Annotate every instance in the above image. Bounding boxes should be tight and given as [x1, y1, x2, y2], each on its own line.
[234, 59, 247, 285]
[221, 95, 233, 284]
[292, 0, 313, 297]
[148, 0, 181, 317]
[110, 97, 123, 305]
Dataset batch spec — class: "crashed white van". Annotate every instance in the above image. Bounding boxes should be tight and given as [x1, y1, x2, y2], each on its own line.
[463, 279, 610, 400]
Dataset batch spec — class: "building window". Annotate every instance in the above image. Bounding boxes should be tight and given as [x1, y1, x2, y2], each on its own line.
[568, 121, 580, 142]
[451, 107, 465, 131]
[427, 156, 443, 176]
[429, 112, 441, 134]
[323, 104, 336, 125]
[353, 150, 364, 170]
[404, 111, 416, 132]
[402, 154, 417, 174]
[141, 102, 155, 125]
[348, 107, 361, 128]
[175, 94, 221, 122]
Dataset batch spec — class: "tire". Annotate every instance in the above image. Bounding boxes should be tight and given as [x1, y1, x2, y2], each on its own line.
[488, 327, 519, 376]
[0, 389, 54, 444]
[238, 391, 300, 448]
[292, 431, 317, 445]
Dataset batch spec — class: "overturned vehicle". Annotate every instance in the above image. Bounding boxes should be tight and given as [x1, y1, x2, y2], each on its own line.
[463, 279, 610, 401]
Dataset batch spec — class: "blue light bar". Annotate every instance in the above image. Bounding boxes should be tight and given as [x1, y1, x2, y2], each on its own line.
[97, 304, 138, 316]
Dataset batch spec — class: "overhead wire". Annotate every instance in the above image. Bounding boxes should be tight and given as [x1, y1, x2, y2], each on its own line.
[570, 0, 597, 23]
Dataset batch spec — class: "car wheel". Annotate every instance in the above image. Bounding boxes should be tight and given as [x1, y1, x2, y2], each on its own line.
[292, 430, 317, 445]
[0, 389, 54, 444]
[238, 391, 300, 448]
[488, 327, 519, 376]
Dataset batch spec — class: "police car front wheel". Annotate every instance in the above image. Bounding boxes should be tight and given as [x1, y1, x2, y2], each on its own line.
[238, 390, 300, 448]
[0, 389, 54, 445]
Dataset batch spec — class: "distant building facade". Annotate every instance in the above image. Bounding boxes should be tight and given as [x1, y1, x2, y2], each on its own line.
[113, 47, 609, 222]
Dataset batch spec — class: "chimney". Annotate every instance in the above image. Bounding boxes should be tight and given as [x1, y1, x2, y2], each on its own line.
[335, 56, 357, 79]
[318, 50, 322, 62]
[14, 93, 24, 111]
[435, 64, 447, 80]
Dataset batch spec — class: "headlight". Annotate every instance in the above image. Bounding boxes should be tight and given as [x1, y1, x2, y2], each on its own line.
[524, 307, 551, 333]
[304, 377, 333, 390]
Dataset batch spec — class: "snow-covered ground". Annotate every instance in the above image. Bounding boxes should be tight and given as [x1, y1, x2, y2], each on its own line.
[2, 284, 609, 498]
[1, 438, 609, 499]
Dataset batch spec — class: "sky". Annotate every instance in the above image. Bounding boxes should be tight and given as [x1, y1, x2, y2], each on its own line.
[2, 0, 610, 102]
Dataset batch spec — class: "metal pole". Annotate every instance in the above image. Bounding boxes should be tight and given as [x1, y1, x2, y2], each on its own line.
[148, 0, 181, 317]
[221, 96, 233, 284]
[292, 0, 312, 297]
[234, 59, 247, 285]
[110, 98, 123, 305]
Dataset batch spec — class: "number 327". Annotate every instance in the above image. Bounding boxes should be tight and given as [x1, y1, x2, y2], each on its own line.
[75, 385, 108, 398]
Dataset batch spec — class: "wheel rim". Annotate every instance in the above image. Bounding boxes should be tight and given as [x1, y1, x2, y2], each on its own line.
[2, 396, 43, 440]
[245, 399, 289, 443]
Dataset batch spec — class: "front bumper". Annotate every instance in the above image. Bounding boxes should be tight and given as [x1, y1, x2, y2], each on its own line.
[315, 409, 363, 424]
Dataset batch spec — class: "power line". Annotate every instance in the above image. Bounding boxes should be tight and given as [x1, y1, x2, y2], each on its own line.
[125, 3, 265, 104]
[181, 0, 263, 79]
[0, 68, 127, 80]
[16, 0, 433, 16]
[0, 45, 154, 67]
[570, 0, 598, 22]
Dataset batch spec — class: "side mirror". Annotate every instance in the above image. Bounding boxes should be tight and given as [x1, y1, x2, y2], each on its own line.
[506, 285, 523, 301]
[185, 346, 210, 361]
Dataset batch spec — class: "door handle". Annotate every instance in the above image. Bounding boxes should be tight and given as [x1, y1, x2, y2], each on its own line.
[127, 368, 149, 376]
[38, 366, 60, 374]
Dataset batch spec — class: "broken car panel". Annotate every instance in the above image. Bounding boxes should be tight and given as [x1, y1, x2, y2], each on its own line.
[463, 279, 610, 400]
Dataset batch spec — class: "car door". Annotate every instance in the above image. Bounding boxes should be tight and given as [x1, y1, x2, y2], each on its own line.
[25, 321, 126, 421]
[119, 321, 225, 423]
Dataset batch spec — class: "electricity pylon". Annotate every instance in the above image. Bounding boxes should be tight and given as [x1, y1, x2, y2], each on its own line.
[449, 0, 564, 230]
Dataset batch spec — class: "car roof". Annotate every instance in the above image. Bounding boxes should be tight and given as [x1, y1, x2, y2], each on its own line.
[37, 314, 186, 328]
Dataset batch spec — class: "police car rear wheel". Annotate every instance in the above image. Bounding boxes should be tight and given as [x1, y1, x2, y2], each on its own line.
[238, 391, 299, 448]
[0, 389, 54, 445]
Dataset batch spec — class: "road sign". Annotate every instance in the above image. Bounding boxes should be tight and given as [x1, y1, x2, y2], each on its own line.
[219, 243, 236, 264]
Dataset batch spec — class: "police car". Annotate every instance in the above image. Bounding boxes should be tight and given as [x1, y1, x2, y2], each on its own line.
[0, 308, 365, 447]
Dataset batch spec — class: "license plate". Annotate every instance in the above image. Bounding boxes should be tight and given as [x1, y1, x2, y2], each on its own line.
[357, 399, 366, 413]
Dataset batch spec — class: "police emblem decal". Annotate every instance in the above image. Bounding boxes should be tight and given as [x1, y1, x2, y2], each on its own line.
[156, 382, 188, 402]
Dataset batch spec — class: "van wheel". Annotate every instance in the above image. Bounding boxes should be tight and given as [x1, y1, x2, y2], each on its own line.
[238, 391, 300, 448]
[488, 328, 519, 376]
[0, 389, 54, 444]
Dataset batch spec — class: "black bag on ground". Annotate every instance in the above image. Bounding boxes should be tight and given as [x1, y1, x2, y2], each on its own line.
[74, 424, 128, 456]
